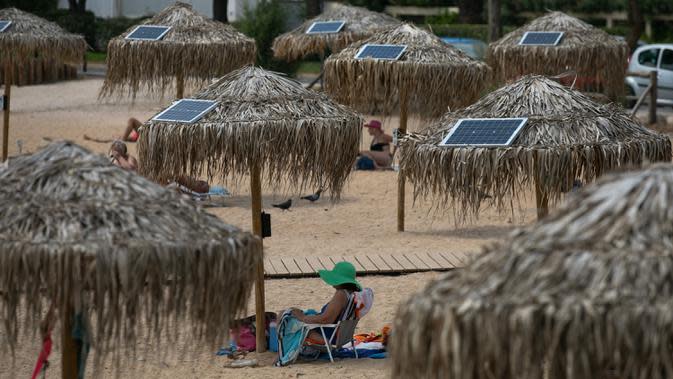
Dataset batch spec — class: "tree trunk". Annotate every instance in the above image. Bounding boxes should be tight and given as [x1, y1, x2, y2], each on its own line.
[306, 0, 321, 18]
[458, 0, 483, 24]
[626, 0, 644, 52]
[487, 0, 501, 42]
[68, 0, 87, 13]
[213, 0, 228, 22]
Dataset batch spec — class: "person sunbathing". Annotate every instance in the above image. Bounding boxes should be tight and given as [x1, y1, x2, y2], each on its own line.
[85, 117, 141, 143]
[109, 140, 138, 171]
[356, 120, 393, 170]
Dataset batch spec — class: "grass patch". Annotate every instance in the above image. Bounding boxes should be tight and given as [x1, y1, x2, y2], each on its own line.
[297, 61, 322, 75]
[86, 51, 107, 63]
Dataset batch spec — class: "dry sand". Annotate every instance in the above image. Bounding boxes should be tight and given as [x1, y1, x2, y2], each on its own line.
[0, 77, 542, 378]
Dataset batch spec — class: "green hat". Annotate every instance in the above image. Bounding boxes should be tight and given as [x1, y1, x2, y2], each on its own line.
[318, 261, 362, 291]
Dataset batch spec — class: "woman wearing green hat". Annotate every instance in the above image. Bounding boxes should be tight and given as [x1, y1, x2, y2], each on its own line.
[289, 261, 362, 344]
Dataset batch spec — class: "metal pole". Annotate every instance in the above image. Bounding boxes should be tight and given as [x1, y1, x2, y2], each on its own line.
[2, 61, 11, 161]
[397, 88, 408, 232]
[649, 70, 657, 125]
[250, 163, 266, 353]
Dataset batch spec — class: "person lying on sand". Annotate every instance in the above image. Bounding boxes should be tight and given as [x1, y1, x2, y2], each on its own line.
[85, 117, 141, 143]
[356, 120, 393, 170]
[109, 140, 138, 171]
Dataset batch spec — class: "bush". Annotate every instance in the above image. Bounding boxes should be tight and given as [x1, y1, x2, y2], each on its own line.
[427, 24, 514, 40]
[236, 0, 299, 75]
[95, 16, 147, 51]
[44, 9, 97, 49]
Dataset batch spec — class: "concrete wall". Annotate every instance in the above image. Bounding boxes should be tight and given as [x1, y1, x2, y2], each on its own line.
[58, 0, 214, 19]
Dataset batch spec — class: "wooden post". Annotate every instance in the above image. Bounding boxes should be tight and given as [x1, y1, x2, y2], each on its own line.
[61, 298, 78, 379]
[2, 61, 11, 161]
[250, 163, 266, 353]
[535, 177, 548, 220]
[487, 0, 502, 42]
[176, 70, 184, 99]
[397, 88, 408, 232]
[649, 70, 657, 125]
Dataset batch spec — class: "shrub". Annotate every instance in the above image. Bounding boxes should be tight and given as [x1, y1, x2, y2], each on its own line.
[95, 16, 147, 51]
[44, 9, 97, 49]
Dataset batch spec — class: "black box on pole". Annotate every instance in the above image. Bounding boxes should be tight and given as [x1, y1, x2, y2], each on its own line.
[261, 211, 271, 238]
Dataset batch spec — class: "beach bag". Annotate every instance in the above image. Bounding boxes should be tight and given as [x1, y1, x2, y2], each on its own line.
[356, 156, 375, 170]
[233, 324, 256, 352]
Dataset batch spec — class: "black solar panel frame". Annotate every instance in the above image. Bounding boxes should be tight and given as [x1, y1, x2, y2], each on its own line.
[0, 21, 12, 33]
[306, 20, 346, 34]
[439, 118, 528, 147]
[152, 99, 218, 123]
[126, 25, 172, 41]
[355, 44, 407, 61]
[518, 31, 564, 46]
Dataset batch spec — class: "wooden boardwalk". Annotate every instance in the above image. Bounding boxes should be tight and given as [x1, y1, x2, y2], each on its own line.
[264, 251, 470, 278]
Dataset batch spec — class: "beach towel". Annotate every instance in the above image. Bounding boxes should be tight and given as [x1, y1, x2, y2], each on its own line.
[275, 310, 310, 366]
[354, 288, 374, 319]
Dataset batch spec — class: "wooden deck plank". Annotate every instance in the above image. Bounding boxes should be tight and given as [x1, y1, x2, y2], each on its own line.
[293, 257, 314, 275]
[438, 252, 459, 268]
[269, 257, 290, 275]
[404, 253, 431, 270]
[380, 254, 405, 271]
[432, 252, 455, 267]
[344, 256, 365, 272]
[319, 257, 335, 271]
[264, 258, 277, 275]
[354, 256, 378, 273]
[450, 251, 470, 266]
[417, 252, 446, 270]
[281, 257, 302, 275]
[305, 256, 325, 272]
[391, 254, 416, 271]
[368, 254, 394, 272]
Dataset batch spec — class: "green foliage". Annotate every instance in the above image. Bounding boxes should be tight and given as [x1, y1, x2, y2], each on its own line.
[388, 0, 456, 6]
[343, 0, 389, 12]
[0, 0, 57, 15]
[426, 10, 459, 24]
[44, 9, 97, 49]
[236, 0, 299, 75]
[94, 16, 147, 51]
[427, 24, 514, 40]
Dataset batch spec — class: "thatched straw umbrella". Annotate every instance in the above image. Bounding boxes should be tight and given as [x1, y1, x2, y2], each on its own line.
[0, 141, 262, 378]
[324, 23, 492, 232]
[272, 4, 401, 62]
[488, 11, 628, 99]
[400, 75, 671, 225]
[100, 1, 255, 99]
[391, 163, 673, 379]
[138, 65, 362, 352]
[0, 7, 86, 161]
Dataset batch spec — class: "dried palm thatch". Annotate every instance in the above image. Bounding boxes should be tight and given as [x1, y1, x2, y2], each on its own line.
[100, 2, 256, 98]
[324, 23, 492, 117]
[401, 75, 671, 221]
[0, 141, 262, 372]
[138, 65, 363, 198]
[272, 4, 400, 61]
[391, 164, 673, 379]
[488, 11, 628, 98]
[0, 7, 86, 65]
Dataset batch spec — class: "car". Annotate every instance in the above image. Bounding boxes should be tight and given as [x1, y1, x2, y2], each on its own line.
[440, 37, 487, 60]
[624, 44, 673, 106]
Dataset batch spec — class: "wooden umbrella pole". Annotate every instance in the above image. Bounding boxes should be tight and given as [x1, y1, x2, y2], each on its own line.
[397, 88, 409, 232]
[62, 293, 78, 379]
[2, 60, 11, 161]
[176, 70, 184, 99]
[250, 162, 266, 353]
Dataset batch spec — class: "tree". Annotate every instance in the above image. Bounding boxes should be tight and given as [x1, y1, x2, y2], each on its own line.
[68, 0, 86, 13]
[214, 0, 228, 22]
[626, 0, 643, 51]
[458, 0, 483, 24]
[306, 0, 321, 18]
[488, 0, 501, 42]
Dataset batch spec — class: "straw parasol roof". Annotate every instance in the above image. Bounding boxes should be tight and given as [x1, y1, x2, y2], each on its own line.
[391, 163, 673, 379]
[272, 4, 401, 61]
[400, 75, 671, 220]
[138, 65, 363, 198]
[0, 141, 262, 369]
[100, 1, 256, 98]
[0, 7, 87, 65]
[488, 11, 628, 98]
[324, 23, 492, 117]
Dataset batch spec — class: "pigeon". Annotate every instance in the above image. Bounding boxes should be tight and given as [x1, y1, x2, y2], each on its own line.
[300, 189, 323, 202]
[272, 199, 292, 211]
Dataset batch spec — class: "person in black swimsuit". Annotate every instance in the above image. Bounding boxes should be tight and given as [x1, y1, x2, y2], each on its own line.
[359, 119, 393, 169]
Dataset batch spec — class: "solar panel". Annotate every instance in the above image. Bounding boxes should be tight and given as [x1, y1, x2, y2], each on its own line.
[125, 25, 171, 41]
[0, 21, 12, 33]
[439, 118, 528, 147]
[519, 31, 564, 46]
[152, 99, 218, 123]
[355, 44, 407, 61]
[306, 21, 345, 34]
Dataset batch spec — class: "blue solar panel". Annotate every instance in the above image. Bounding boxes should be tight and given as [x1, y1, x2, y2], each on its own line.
[519, 32, 564, 46]
[355, 44, 407, 60]
[439, 118, 528, 147]
[126, 25, 171, 41]
[152, 99, 218, 123]
[0, 21, 12, 33]
[306, 21, 345, 34]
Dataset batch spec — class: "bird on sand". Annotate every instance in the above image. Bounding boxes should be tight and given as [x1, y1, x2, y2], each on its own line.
[272, 199, 292, 211]
[301, 189, 323, 202]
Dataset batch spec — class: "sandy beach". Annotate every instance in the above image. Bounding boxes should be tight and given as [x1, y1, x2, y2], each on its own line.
[0, 76, 561, 378]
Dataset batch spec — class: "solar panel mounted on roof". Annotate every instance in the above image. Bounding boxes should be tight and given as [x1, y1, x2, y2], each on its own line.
[519, 31, 564, 46]
[355, 44, 407, 61]
[306, 21, 346, 34]
[0, 21, 12, 33]
[126, 25, 171, 41]
[152, 99, 218, 123]
[439, 118, 528, 147]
